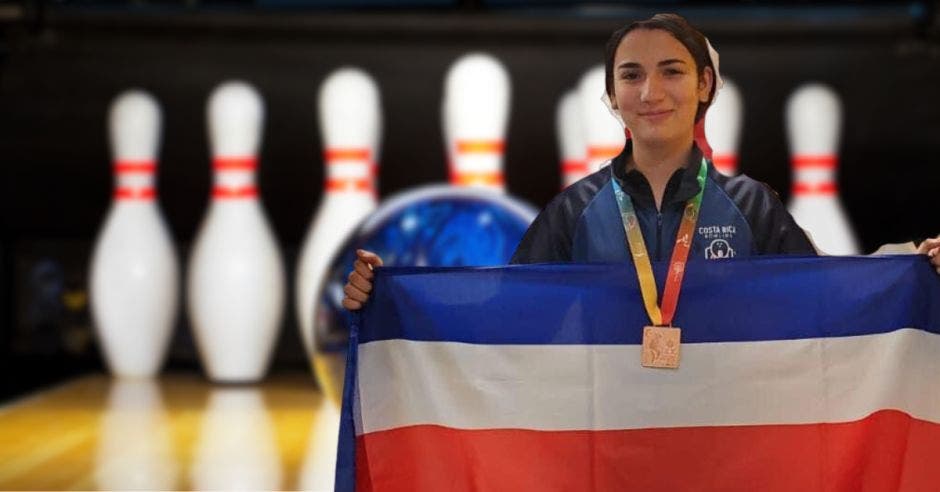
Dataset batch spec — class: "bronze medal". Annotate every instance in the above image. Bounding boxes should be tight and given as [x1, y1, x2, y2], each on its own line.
[641, 326, 681, 369]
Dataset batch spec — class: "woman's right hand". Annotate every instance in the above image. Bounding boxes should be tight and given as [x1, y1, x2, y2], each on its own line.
[342, 249, 384, 311]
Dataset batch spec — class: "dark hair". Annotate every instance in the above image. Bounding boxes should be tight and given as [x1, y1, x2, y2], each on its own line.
[604, 13, 716, 121]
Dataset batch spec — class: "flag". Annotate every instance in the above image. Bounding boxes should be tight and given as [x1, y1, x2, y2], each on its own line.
[337, 256, 940, 491]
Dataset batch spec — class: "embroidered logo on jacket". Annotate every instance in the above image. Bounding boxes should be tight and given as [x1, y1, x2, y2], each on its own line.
[705, 239, 735, 259]
[698, 225, 737, 259]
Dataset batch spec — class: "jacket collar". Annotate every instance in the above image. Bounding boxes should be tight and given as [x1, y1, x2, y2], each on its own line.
[611, 139, 707, 210]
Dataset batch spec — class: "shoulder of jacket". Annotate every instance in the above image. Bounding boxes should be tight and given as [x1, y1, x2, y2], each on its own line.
[545, 165, 612, 213]
[715, 172, 784, 204]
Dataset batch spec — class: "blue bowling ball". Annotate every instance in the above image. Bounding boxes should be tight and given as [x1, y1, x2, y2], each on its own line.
[313, 185, 537, 402]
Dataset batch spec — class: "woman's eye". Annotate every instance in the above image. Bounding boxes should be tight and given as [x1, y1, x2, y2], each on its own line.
[664, 68, 684, 76]
[620, 71, 641, 81]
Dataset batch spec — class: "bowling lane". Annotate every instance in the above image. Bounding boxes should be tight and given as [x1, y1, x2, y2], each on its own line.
[0, 373, 339, 491]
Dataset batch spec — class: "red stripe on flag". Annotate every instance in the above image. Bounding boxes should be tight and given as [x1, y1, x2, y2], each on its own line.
[793, 182, 838, 196]
[213, 157, 258, 171]
[212, 186, 258, 199]
[114, 161, 157, 173]
[356, 410, 940, 492]
[792, 155, 837, 169]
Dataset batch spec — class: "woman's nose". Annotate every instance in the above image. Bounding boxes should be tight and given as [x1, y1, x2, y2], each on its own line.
[640, 75, 664, 102]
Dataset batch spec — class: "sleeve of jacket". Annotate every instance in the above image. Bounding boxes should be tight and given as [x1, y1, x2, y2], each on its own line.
[510, 195, 576, 264]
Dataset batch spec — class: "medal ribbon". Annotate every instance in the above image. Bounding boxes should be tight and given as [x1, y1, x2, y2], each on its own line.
[611, 158, 707, 326]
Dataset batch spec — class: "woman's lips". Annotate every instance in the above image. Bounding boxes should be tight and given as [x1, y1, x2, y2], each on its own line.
[639, 109, 674, 122]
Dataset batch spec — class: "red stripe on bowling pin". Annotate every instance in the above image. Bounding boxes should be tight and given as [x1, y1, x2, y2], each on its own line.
[325, 148, 372, 161]
[452, 171, 505, 187]
[114, 160, 157, 173]
[113, 160, 158, 200]
[212, 157, 258, 199]
[456, 140, 504, 154]
[114, 187, 156, 200]
[212, 186, 258, 199]
[561, 160, 588, 174]
[586, 145, 623, 161]
[792, 154, 838, 196]
[793, 182, 837, 196]
[213, 157, 258, 171]
[325, 178, 374, 192]
[324, 147, 376, 197]
[451, 140, 505, 187]
[712, 154, 738, 175]
[791, 155, 837, 169]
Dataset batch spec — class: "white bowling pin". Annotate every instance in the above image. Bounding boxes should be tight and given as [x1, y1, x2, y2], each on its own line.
[296, 68, 381, 370]
[785, 83, 859, 255]
[579, 65, 625, 173]
[95, 380, 178, 490]
[190, 388, 282, 490]
[443, 53, 510, 191]
[188, 81, 286, 382]
[89, 90, 179, 378]
[556, 89, 587, 188]
[704, 77, 743, 176]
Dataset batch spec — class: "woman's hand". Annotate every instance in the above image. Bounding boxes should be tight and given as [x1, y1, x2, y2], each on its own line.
[917, 236, 940, 274]
[342, 249, 384, 310]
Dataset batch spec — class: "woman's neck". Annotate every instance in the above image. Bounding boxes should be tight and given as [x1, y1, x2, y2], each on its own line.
[628, 138, 694, 211]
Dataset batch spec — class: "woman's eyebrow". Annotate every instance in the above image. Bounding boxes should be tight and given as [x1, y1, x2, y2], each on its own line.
[616, 61, 642, 70]
[617, 59, 687, 70]
[658, 59, 686, 67]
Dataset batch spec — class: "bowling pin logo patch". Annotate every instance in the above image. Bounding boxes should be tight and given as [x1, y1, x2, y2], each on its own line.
[705, 239, 735, 259]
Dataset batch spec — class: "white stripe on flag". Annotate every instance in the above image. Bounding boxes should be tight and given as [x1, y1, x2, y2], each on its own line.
[356, 328, 940, 435]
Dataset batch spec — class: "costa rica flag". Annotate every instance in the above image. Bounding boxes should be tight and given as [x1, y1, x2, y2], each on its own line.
[336, 256, 940, 491]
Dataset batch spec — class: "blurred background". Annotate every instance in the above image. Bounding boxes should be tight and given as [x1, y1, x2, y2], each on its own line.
[0, 1, 938, 487]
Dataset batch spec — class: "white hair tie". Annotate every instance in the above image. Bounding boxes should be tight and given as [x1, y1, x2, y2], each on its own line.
[706, 37, 724, 93]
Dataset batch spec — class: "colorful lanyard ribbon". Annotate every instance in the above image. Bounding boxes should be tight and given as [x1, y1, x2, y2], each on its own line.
[611, 158, 708, 326]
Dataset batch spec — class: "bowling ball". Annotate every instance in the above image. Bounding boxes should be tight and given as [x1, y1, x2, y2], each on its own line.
[312, 184, 537, 403]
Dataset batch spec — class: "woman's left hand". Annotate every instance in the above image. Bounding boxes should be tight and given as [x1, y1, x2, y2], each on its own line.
[917, 236, 940, 274]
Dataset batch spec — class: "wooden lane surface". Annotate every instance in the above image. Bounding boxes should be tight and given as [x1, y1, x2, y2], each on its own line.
[0, 372, 340, 491]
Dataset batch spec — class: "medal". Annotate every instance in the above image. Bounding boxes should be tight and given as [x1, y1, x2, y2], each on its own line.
[641, 326, 681, 369]
[612, 158, 707, 369]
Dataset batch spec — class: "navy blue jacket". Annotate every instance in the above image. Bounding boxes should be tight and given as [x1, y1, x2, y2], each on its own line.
[511, 144, 816, 264]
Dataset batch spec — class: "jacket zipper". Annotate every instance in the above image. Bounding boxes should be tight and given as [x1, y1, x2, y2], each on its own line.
[655, 212, 663, 261]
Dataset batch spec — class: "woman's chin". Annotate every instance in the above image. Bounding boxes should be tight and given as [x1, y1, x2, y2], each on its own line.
[631, 130, 674, 147]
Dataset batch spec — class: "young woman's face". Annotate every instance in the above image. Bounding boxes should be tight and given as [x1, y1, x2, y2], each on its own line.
[610, 29, 712, 148]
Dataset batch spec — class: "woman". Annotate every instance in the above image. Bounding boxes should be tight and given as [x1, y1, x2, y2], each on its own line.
[342, 13, 940, 310]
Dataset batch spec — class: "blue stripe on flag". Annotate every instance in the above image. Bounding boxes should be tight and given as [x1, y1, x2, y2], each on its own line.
[358, 256, 940, 345]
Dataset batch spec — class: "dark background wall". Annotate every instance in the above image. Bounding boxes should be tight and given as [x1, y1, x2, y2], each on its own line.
[2, 2, 939, 399]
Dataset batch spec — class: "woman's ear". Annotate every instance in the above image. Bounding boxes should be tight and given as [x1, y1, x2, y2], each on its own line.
[698, 67, 714, 103]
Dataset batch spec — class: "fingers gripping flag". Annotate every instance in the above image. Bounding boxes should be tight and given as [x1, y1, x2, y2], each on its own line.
[337, 256, 940, 492]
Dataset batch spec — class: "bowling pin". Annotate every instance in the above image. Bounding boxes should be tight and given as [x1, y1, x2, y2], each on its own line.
[95, 380, 178, 490]
[556, 89, 587, 188]
[785, 82, 859, 255]
[704, 77, 743, 176]
[191, 388, 282, 490]
[89, 89, 179, 378]
[442, 53, 510, 192]
[188, 81, 286, 382]
[296, 67, 381, 371]
[579, 65, 625, 173]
